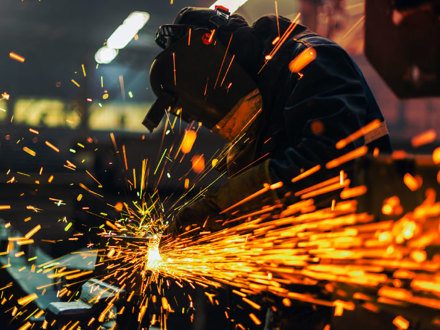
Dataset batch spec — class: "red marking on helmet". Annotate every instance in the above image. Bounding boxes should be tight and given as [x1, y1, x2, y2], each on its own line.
[202, 33, 211, 45]
[202, 30, 215, 45]
[215, 5, 230, 13]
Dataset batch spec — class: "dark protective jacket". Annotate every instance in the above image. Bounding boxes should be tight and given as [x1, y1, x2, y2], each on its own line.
[226, 15, 391, 186]
[168, 15, 392, 234]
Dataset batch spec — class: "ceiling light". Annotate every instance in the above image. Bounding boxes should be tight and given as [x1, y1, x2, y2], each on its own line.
[107, 11, 150, 49]
[95, 46, 119, 64]
[95, 11, 150, 64]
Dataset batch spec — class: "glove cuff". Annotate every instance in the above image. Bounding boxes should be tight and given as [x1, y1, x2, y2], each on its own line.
[212, 159, 280, 214]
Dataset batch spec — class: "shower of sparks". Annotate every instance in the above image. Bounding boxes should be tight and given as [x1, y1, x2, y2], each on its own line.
[75, 177, 440, 330]
[50, 166, 440, 330]
[0, 23, 439, 330]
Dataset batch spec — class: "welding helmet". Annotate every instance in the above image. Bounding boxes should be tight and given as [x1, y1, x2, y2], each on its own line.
[143, 7, 263, 140]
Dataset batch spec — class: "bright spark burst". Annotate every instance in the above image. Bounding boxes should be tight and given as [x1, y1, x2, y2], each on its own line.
[0, 24, 439, 329]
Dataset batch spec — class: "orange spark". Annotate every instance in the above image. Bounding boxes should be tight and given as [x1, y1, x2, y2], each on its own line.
[191, 155, 205, 174]
[232, 290, 246, 297]
[373, 147, 380, 157]
[106, 220, 120, 232]
[432, 147, 440, 164]
[188, 27, 192, 46]
[336, 120, 381, 149]
[81, 64, 87, 77]
[115, 202, 123, 212]
[220, 54, 236, 87]
[392, 150, 408, 159]
[410, 250, 427, 263]
[393, 316, 409, 329]
[411, 129, 436, 147]
[301, 180, 349, 199]
[122, 145, 128, 170]
[289, 47, 317, 73]
[65, 270, 93, 280]
[259, 13, 301, 74]
[79, 183, 104, 198]
[22, 147, 36, 157]
[71, 79, 80, 87]
[28, 128, 39, 134]
[107, 249, 116, 258]
[45, 141, 59, 152]
[17, 293, 37, 306]
[181, 130, 197, 154]
[86, 170, 103, 187]
[340, 185, 367, 199]
[242, 297, 261, 310]
[291, 165, 321, 183]
[249, 313, 261, 325]
[214, 34, 234, 88]
[18, 322, 32, 330]
[24, 225, 41, 239]
[295, 174, 345, 197]
[403, 173, 422, 191]
[16, 239, 34, 245]
[162, 297, 169, 311]
[381, 196, 403, 216]
[326, 145, 368, 169]
[110, 132, 118, 151]
[172, 52, 177, 86]
[1, 92, 10, 100]
[9, 52, 25, 63]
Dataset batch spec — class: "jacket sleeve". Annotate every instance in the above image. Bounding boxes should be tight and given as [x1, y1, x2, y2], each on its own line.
[269, 43, 382, 190]
[163, 159, 278, 237]
[164, 43, 388, 237]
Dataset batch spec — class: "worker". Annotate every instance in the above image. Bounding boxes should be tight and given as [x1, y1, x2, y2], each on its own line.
[145, 6, 391, 237]
[144, 6, 392, 329]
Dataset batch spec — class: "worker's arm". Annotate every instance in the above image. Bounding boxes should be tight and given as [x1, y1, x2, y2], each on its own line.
[164, 43, 390, 237]
[269, 42, 390, 191]
[163, 159, 276, 237]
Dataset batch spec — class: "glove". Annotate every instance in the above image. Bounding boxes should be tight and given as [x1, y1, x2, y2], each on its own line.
[163, 159, 279, 239]
[162, 197, 222, 237]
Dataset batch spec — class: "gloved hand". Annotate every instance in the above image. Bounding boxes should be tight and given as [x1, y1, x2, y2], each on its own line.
[162, 159, 279, 240]
[163, 197, 223, 238]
